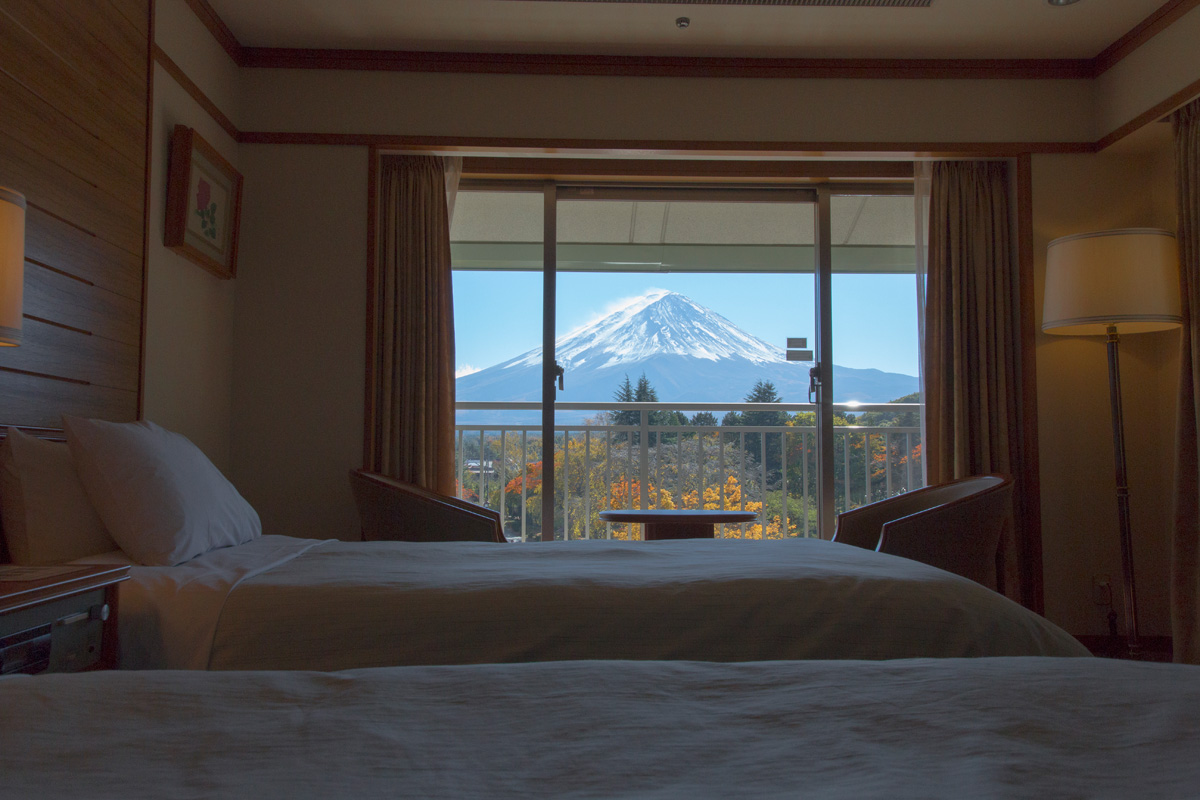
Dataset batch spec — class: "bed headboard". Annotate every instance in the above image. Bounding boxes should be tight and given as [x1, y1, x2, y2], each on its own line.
[0, 2, 153, 562]
[0, 1, 151, 431]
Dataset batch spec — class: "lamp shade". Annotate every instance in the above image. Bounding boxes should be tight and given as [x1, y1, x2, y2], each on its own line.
[1042, 228, 1181, 336]
[0, 186, 25, 347]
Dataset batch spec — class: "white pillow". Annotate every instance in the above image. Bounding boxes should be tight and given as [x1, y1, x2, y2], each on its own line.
[0, 428, 116, 565]
[63, 417, 260, 566]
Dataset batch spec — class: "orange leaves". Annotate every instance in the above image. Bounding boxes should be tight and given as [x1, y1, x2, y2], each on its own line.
[505, 460, 542, 494]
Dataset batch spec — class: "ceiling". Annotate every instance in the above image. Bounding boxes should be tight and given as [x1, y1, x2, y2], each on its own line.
[206, 0, 1168, 60]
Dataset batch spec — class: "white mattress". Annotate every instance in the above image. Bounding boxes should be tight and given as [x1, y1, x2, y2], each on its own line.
[105, 536, 1088, 670]
[2, 657, 1197, 799]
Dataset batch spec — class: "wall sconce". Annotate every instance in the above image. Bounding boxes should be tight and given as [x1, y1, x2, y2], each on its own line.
[0, 186, 26, 347]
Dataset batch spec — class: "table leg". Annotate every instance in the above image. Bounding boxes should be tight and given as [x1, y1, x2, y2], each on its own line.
[644, 522, 716, 541]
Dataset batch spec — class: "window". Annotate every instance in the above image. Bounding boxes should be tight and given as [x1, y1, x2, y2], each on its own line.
[452, 181, 920, 541]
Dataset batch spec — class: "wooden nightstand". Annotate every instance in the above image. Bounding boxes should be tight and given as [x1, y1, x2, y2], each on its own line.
[0, 565, 128, 674]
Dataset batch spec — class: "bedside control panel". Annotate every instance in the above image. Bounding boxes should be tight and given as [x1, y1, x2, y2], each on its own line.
[0, 588, 108, 674]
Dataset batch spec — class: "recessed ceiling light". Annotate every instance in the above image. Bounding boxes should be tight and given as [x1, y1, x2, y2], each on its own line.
[676, 17, 690, 28]
[1047, 0, 1083, 6]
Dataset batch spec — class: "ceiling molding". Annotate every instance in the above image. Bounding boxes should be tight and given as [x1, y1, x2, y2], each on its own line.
[152, 45, 239, 141]
[1093, 71, 1200, 151]
[1092, 0, 1200, 76]
[238, 48, 1093, 80]
[457, 158, 916, 181]
[182, 0, 243, 65]
[193, 0, 1191, 80]
[236, 131, 1095, 157]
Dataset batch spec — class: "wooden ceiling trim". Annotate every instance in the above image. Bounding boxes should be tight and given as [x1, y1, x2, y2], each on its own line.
[150, 45, 1133, 156]
[238, 130, 1096, 156]
[1092, 0, 1200, 76]
[181, 0, 243, 65]
[194, 0, 1192, 80]
[460, 157, 915, 180]
[153, 44, 240, 142]
[1094, 72, 1200, 150]
[238, 48, 1093, 80]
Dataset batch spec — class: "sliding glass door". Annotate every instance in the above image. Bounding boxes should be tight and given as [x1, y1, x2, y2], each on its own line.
[552, 187, 819, 541]
[451, 180, 919, 542]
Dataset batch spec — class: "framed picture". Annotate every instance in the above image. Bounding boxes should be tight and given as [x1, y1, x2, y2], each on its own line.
[164, 125, 242, 279]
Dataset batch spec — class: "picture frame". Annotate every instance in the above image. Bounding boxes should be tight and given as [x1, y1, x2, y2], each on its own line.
[164, 125, 242, 279]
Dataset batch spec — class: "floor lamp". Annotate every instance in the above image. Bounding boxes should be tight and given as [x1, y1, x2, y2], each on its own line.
[1042, 228, 1181, 657]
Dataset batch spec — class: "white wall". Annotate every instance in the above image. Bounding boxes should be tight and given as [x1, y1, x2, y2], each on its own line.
[1034, 132, 1179, 637]
[1095, 5, 1200, 139]
[229, 145, 367, 540]
[143, 0, 241, 471]
[240, 69, 1095, 145]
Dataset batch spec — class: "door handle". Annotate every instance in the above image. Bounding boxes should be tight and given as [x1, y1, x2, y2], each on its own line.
[554, 362, 565, 391]
[808, 364, 820, 403]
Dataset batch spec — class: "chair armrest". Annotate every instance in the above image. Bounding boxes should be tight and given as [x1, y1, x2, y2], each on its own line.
[349, 469, 504, 543]
[875, 479, 1013, 590]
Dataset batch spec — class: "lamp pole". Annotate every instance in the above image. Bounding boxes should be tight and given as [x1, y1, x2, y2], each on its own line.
[1105, 324, 1140, 656]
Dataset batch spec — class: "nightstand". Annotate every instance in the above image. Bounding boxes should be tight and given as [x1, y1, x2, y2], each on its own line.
[0, 565, 129, 674]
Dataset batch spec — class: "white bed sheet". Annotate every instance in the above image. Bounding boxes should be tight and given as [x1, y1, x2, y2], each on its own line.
[76, 535, 327, 669]
[110, 536, 1088, 670]
[2, 657, 1197, 799]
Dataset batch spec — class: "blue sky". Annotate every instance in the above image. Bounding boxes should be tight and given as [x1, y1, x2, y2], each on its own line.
[453, 270, 921, 379]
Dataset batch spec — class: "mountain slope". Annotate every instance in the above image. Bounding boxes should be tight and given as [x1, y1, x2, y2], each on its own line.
[457, 291, 917, 417]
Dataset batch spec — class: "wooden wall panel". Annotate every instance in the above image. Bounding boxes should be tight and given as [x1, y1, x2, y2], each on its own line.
[22, 265, 141, 347]
[0, 131, 144, 255]
[0, 14, 145, 166]
[0, 372, 136, 428]
[0, 318, 139, 392]
[0, 5, 145, 124]
[2, 0, 145, 111]
[104, 0, 151, 38]
[0, 71, 145, 210]
[0, 0, 149, 429]
[23, 206, 142, 301]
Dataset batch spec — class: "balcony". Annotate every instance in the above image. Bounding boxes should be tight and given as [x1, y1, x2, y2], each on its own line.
[455, 401, 923, 542]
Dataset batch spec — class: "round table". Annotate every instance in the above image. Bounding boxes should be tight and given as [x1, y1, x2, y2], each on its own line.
[597, 509, 759, 540]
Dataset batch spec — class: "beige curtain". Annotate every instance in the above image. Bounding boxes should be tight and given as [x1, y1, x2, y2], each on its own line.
[368, 155, 456, 495]
[1173, 98, 1200, 663]
[925, 161, 1031, 607]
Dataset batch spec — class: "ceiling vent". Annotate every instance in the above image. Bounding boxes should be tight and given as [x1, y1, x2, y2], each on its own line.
[497, 0, 932, 6]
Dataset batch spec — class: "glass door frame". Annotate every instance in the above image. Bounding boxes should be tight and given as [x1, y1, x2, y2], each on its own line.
[455, 178, 915, 542]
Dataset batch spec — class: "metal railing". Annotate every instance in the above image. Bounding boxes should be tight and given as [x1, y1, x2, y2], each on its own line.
[454, 402, 922, 541]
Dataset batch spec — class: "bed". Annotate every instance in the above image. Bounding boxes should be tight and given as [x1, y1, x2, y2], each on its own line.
[0, 419, 1088, 671]
[86, 533, 1088, 670]
[3, 656, 1197, 798]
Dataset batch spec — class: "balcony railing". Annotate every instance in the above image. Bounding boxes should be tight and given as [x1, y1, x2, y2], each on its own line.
[455, 402, 923, 542]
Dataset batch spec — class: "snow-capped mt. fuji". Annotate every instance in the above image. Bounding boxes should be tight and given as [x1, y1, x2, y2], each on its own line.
[456, 291, 917, 416]
[508, 290, 780, 372]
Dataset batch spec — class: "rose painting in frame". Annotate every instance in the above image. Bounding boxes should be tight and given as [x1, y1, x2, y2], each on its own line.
[164, 126, 242, 279]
